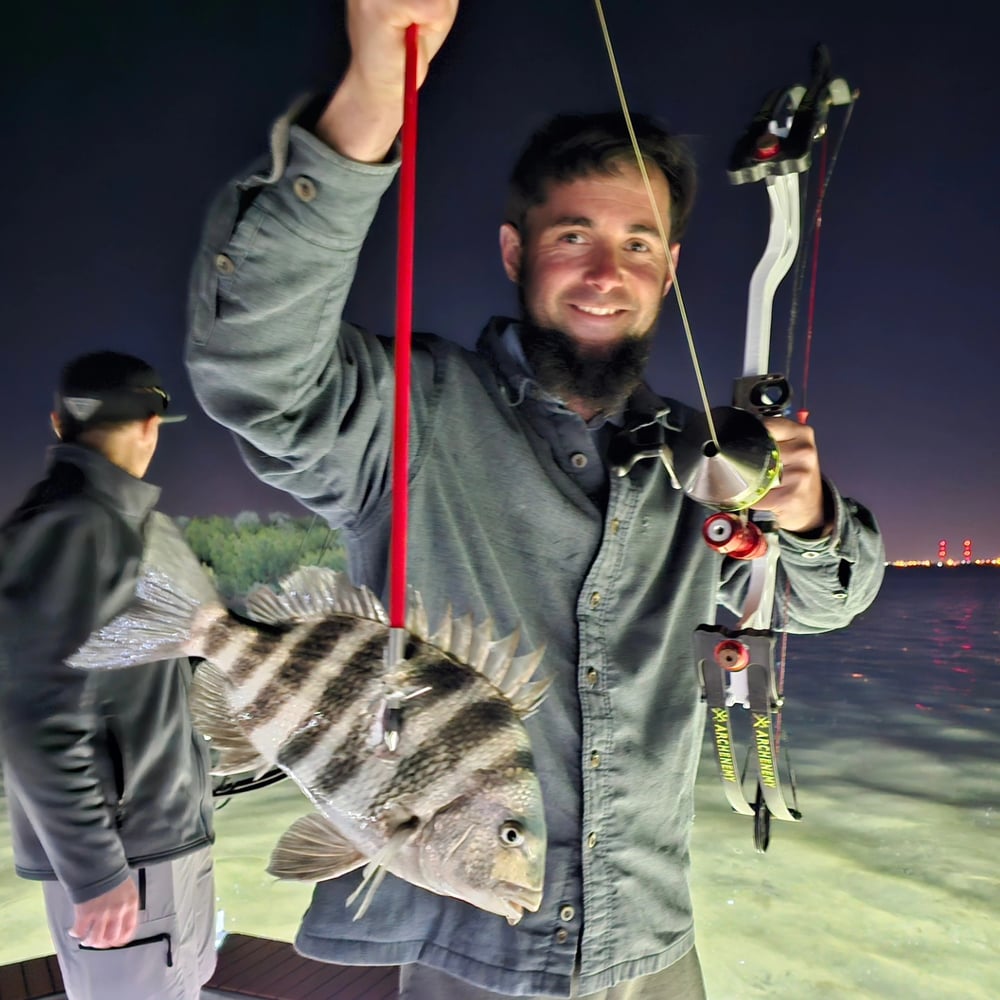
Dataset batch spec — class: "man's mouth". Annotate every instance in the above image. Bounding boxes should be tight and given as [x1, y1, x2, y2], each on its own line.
[571, 304, 627, 317]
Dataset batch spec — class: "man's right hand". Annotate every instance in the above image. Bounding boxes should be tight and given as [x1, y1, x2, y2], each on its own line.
[317, 0, 460, 163]
[69, 877, 139, 949]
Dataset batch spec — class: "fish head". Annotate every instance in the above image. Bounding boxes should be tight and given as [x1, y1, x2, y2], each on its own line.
[416, 763, 547, 925]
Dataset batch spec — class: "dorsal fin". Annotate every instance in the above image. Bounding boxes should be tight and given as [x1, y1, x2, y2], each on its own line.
[404, 586, 429, 642]
[427, 604, 454, 651]
[244, 567, 388, 626]
[424, 611, 549, 720]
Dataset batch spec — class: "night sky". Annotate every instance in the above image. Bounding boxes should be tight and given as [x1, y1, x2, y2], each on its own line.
[3, 2, 995, 563]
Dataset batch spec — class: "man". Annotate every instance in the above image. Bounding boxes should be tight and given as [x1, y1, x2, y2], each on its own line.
[185, 2, 883, 997]
[0, 351, 216, 1000]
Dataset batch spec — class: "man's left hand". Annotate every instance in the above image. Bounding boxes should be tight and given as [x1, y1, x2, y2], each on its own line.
[752, 416, 830, 536]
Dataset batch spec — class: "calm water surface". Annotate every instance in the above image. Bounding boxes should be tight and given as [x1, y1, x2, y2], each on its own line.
[1, 569, 996, 998]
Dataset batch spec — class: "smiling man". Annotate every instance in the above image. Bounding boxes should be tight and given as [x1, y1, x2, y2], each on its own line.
[185, 2, 884, 998]
[499, 119, 685, 422]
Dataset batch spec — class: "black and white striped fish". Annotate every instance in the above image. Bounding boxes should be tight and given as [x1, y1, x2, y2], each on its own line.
[68, 513, 548, 924]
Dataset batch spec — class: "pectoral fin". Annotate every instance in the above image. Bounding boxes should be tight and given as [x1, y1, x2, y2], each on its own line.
[266, 813, 367, 883]
[190, 662, 269, 775]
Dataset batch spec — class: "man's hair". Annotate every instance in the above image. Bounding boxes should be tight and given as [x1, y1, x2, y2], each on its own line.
[505, 111, 697, 243]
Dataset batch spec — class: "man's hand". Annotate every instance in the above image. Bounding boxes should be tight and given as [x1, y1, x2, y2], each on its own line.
[69, 878, 139, 949]
[317, 0, 460, 162]
[752, 416, 831, 536]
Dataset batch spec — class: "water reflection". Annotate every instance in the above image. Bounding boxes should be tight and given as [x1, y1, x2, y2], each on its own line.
[1, 570, 997, 998]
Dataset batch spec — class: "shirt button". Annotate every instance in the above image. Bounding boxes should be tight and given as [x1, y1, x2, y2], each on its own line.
[570, 452, 588, 469]
[586, 668, 599, 687]
[559, 905, 575, 922]
[589, 592, 601, 609]
[556, 929, 569, 943]
[610, 518, 621, 535]
[587, 831, 598, 849]
[214, 253, 235, 275]
[802, 550, 820, 560]
[590, 750, 600, 768]
[293, 175, 318, 202]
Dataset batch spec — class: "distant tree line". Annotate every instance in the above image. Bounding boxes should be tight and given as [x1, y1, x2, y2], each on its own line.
[175, 512, 346, 606]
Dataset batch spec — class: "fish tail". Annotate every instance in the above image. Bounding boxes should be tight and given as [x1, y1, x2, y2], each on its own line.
[67, 512, 222, 670]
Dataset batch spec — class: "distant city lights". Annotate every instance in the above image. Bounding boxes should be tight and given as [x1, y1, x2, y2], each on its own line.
[890, 537, 1000, 567]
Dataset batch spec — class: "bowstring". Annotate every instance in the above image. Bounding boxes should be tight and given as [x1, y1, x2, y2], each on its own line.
[592, 0, 720, 450]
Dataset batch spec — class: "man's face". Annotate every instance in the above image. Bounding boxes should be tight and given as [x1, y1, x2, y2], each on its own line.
[499, 160, 680, 415]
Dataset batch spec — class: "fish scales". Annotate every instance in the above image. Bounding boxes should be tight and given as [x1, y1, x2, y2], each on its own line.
[236, 617, 375, 730]
[274, 630, 388, 773]
[292, 640, 478, 800]
[366, 702, 534, 822]
[370, 696, 526, 809]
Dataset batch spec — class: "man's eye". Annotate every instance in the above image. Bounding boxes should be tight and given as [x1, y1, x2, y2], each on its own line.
[560, 232, 585, 244]
[626, 240, 651, 252]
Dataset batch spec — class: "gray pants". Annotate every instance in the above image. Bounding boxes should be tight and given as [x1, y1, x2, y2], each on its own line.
[399, 946, 708, 999]
[42, 846, 216, 1000]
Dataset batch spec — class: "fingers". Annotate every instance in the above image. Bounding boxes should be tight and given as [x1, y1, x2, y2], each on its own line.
[754, 417, 827, 535]
[318, 0, 459, 161]
[348, 0, 459, 86]
[70, 879, 140, 949]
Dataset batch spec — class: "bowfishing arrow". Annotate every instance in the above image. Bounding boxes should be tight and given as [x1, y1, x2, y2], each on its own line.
[382, 23, 421, 751]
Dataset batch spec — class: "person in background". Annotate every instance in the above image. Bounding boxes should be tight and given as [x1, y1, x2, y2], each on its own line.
[185, 1, 884, 997]
[0, 351, 216, 1000]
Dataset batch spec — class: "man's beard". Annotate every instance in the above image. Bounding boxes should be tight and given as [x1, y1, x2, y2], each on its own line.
[519, 295, 655, 418]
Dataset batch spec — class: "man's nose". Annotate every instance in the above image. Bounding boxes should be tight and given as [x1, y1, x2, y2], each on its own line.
[584, 244, 623, 291]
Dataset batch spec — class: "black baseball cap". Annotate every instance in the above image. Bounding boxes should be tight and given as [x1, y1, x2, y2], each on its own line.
[55, 351, 187, 428]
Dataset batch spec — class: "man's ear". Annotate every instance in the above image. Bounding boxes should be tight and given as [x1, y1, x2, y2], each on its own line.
[139, 414, 160, 444]
[499, 223, 523, 283]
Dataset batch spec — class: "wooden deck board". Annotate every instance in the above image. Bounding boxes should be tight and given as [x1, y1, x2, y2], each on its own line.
[0, 934, 400, 1000]
[0, 953, 62, 1000]
[0, 962, 30, 1000]
[204, 934, 400, 1000]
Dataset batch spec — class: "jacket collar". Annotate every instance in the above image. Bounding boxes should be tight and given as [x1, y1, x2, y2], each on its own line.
[48, 443, 162, 525]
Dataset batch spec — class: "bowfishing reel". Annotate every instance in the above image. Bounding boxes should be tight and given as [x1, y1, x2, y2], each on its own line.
[672, 404, 781, 514]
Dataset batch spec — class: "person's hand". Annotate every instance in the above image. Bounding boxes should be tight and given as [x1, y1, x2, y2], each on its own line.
[345, 0, 459, 96]
[751, 416, 830, 536]
[69, 878, 139, 949]
[317, 0, 460, 162]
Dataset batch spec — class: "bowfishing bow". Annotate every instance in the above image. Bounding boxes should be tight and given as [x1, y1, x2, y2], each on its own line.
[592, 0, 854, 850]
[693, 45, 855, 850]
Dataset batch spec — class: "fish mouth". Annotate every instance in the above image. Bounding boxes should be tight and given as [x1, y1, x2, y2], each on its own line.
[498, 882, 544, 924]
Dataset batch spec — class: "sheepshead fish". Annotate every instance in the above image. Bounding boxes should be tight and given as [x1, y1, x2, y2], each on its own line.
[68, 513, 548, 925]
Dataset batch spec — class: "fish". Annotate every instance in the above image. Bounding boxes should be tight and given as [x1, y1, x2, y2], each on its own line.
[68, 512, 549, 925]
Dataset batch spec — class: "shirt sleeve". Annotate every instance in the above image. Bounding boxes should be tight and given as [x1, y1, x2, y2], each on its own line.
[719, 480, 885, 633]
[0, 505, 130, 902]
[186, 107, 438, 530]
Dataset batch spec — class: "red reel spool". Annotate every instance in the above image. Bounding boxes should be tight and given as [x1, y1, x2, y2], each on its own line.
[702, 512, 768, 560]
[713, 638, 750, 672]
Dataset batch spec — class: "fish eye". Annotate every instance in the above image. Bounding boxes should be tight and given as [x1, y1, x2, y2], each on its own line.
[499, 821, 525, 847]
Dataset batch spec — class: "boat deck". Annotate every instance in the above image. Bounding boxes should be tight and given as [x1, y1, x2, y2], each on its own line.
[0, 934, 400, 1000]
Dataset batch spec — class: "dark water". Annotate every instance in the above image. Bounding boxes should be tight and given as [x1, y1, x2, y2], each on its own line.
[2, 569, 997, 996]
[784, 567, 999, 753]
[692, 568, 999, 999]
